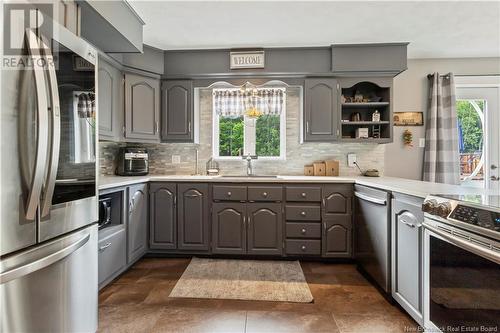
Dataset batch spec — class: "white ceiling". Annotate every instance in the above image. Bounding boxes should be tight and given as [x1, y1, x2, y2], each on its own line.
[129, 1, 500, 59]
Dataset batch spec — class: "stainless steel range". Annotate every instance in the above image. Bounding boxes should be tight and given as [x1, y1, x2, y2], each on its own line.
[422, 194, 500, 333]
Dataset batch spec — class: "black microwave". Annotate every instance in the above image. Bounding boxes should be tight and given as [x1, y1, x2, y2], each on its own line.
[98, 197, 112, 229]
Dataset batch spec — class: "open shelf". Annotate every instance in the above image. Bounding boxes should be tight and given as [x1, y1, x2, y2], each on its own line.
[342, 102, 390, 108]
[341, 121, 390, 125]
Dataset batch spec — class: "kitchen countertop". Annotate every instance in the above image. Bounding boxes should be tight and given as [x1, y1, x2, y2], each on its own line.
[98, 175, 497, 198]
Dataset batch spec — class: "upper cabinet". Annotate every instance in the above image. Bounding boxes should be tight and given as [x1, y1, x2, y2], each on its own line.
[304, 78, 339, 142]
[57, 0, 79, 35]
[331, 43, 408, 75]
[124, 72, 160, 142]
[161, 80, 194, 142]
[98, 57, 123, 141]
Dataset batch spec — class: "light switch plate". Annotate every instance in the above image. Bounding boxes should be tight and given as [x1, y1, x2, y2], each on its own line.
[347, 153, 357, 167]
[419, 138, 425, 148]
[172, 155, 181, 164]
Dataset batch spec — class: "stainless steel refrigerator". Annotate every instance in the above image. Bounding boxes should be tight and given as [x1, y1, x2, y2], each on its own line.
[1, 10, 98, 333]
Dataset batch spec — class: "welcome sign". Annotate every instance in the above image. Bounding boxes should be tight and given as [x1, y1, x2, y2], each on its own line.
[230, 51, 265, 69]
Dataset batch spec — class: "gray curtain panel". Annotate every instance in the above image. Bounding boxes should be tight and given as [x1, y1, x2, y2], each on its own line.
[423, 73, 460, 184]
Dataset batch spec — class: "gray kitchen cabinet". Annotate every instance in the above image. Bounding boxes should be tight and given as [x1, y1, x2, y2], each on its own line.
[58, 0, 79, 35]
[322, 185, 353, 258]
[247, 203, 283, 255]
[98, 226, 126, 289]
[149, 183, 176, 250]
[124, 72, 160, 142]
[391, 194, 424, 325]
[161, 80, 193, 142]
[304, 78, 339, 142]
[98, 57, 123, 141]
[127, 183, 148, 263]
[212, 203, 246, 254]
[177, 183, 210, 251]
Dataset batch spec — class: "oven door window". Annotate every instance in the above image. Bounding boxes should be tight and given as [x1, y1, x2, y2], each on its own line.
[429, 236, 500, 332]
[51, 39, 96, 205]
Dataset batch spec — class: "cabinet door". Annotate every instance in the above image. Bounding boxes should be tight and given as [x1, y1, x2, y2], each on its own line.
[58, 0, 79, 35]
[391, 197, 424, 325]
[247, 203, 283, 255]
[161, 80, 193, 142]
[212, 203, 246, 254]
[98, 57, 123, 140]
[127, 183, 148, 263]
[178, 183, 209, 251]
[323, 184, 353, 217]
[124, 73, 160, 142]
[322, 215, 352, 258]
[149, 183, 176, 250]
[304, 79, 339, 141]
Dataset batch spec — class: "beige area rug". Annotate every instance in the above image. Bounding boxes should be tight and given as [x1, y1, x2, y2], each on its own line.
[169, 258, 313, 303]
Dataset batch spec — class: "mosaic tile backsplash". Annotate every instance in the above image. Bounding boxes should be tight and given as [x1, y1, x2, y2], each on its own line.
[99, 88, 385, 176]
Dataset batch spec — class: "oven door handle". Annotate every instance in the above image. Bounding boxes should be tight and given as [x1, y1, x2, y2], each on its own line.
[39, 37, 61, 219]
[424, 222, 500, 264]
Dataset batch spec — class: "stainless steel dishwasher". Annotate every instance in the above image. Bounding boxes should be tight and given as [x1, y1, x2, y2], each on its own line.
[354, 184, 391, 293]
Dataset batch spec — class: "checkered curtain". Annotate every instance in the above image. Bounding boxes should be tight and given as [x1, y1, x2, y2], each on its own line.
[213, 89, 284, 118]
[77, 92, 95, 118]
[423, 73, 460, 184]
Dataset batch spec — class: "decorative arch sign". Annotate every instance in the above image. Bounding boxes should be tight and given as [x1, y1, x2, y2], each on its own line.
[230, 51, 265, 69]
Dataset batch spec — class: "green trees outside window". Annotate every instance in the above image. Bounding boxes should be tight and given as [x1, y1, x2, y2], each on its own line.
[219, 117, 244, 156]
[256, 115, 280, 156]
[457, 100, 484, 153]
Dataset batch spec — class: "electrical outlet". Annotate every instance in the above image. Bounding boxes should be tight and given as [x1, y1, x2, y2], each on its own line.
[172, 155, 181, 164]
[419, 138, 425, 148]
[347, 153, 357, 167]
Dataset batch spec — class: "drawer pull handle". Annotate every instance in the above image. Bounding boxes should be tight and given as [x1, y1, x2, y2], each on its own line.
[301, 228, 307, 234]
[301, 245, 307, 251]
[227, 191, 232, 197]
[301, 192, 307, 198]
[262, 192, 268, 197]
[99, 242, 112, 252]
[300, 211, 306, 216]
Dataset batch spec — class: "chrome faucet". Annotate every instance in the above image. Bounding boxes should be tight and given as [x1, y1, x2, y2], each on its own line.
[243, 154, 258, 176]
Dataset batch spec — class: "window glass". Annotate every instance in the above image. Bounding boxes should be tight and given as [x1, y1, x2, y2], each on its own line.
[256, 115, 281, 157]
[218, 116, 244, 157]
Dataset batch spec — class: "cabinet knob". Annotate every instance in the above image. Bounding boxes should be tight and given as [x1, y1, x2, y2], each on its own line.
[227, 191, 232, 197]
[301, 192, 307, 198]
[301, 245, 306, 251]
[300, 211, 306, 216]
[262, 192, 268, 197]
[301, 228, 307, 234]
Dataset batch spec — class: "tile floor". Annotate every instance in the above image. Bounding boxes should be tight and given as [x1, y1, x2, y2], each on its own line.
[98, 258, 419, 333]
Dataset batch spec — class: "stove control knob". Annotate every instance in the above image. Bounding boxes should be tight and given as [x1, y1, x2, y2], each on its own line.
[422, 199, 438, 214]
[436, 202, 452, 218]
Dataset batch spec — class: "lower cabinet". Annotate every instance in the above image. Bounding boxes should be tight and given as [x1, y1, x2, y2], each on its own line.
[322, 215, 352, 258]
[128, 183, 148, 263]
[177, 183, 210, 251]
[391, 193, 424, 325]
[247, 203, 283, 255]
[150, 183, 176, 250]
[98, 226, 127, 288]
[212, 203, 247, 254]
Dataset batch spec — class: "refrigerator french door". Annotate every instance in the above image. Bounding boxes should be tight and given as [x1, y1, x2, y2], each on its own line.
[1, 14, 98, 333]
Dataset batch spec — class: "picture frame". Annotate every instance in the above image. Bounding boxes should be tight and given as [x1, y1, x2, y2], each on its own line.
[393, 112, 424, 126]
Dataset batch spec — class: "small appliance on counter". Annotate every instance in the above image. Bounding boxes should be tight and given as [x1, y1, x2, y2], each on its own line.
[116, 147, 149, 176]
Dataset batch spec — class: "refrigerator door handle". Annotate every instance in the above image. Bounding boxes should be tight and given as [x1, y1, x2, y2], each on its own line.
[0, 233, 90, 284]
[39, 37, 61, 218]
[24, 29, 49, 220]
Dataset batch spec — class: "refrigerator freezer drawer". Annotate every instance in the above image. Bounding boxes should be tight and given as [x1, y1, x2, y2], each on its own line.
[0, 224, 98, 333]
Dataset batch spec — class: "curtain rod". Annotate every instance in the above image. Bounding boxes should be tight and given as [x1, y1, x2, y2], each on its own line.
[427, 73, 500, 78]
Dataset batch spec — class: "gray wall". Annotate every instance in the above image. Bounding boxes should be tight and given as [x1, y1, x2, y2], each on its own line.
[100, 87, 385, 176]
[385, 57, 500, 180]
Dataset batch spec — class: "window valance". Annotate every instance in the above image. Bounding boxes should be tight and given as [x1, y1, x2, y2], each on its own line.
[213, 88, 285, 118]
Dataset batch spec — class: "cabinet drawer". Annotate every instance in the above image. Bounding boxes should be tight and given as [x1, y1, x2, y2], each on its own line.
[286, 205, 321, 221]
[248, 186, 283, 202]
[286, 239, 321, 255]
[286, 222, 321, 239]
[98, 228, 126, 286]
[213, 185, 247, 201]
[286, 186, 321, 202]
